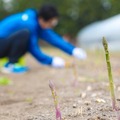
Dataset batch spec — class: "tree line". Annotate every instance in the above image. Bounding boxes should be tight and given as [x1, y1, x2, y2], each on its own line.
[0, 0, 120, 36]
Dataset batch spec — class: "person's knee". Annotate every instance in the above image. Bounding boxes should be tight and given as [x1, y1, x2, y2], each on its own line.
[14, 29, 30, 48]
[16, 29, 30, 47]
[20, 29, 30, 41]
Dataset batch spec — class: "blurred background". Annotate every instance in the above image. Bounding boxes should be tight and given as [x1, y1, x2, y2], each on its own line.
[0, 0, 120, 50]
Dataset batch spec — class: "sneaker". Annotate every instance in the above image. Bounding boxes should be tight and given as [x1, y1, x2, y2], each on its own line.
[1, 62, 29, 74]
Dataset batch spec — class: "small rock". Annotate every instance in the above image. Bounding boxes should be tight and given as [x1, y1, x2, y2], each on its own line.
[84, 101, 91, 106]
[77, 100, 82, 104]
[62, 117, 67, 120]
[117, 98, 120, 101]
[80, 92, 86, 98]
[87, 107, 92, 111]
[97, 116, 101, 119]
[88, 113, 91, 116]
[91, 93, 97, 97]
[102, 114, 106, 116]
[73, 103, 77, 108]
[87, 86, 92, 91]
[117, 86, 120, 91]
[95, 98, 106, 103]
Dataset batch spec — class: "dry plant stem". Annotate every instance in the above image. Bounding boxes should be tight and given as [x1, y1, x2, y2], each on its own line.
[102, 37, 117, 110]
[72, 59, 79, 86]
[49, 80, 62, 120]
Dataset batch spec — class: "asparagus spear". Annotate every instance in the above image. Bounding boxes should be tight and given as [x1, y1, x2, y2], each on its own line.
[102, 37, 117, 110]
[49, 80, 62, 120]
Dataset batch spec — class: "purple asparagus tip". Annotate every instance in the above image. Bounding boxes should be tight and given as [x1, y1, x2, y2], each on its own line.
[56, 107, 62, 120]
[49, 80, 62, 120]
[49, 80, 55, 90]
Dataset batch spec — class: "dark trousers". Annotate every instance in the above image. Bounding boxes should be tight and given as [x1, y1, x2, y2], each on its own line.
[0, 30, 30, 63]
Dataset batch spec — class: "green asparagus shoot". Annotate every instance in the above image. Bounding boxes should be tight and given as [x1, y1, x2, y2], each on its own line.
[102, 37, 117, 110]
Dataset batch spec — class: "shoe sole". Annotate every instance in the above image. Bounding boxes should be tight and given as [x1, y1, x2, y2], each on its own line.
[0, 68, 27, 74]
[1, 68, 11, 74]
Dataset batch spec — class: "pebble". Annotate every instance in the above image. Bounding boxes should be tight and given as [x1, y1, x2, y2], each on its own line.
[91, 93, 97, 97]
[87, 86, 92, 91]
[73, 103, 77, 108]
[95, 98, 106, 103]
[84, 101, 91, 106]
[117, 86, 120, 91]
[80, 92, 86, 98]
[87, 107, 92, 111]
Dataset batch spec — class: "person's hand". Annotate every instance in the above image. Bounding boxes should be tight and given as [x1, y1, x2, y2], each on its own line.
[72, 48, 87, 60]
[51, 57, 65, 68]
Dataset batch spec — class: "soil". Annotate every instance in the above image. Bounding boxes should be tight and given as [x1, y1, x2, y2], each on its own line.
[0, 48, 120, 120]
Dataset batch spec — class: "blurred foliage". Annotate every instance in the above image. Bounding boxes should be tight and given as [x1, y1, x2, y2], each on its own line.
[0, 0, 120, 36]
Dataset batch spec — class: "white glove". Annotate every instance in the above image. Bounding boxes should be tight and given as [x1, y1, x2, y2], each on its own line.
[51, 57, 65, 68]
[72, 48, 87, 60]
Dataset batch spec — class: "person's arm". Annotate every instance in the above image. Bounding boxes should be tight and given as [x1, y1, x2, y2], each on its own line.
[40, 29, 87, 60]
[28, 34, 65, 68]
[40, 29, 75, 55]
[28, 34, 53, 65]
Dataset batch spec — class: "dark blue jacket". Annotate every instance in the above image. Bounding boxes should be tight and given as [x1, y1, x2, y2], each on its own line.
[0, 9, 75, 65]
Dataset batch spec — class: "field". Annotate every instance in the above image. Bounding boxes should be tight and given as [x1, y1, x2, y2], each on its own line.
[0, 48, 120, 120]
